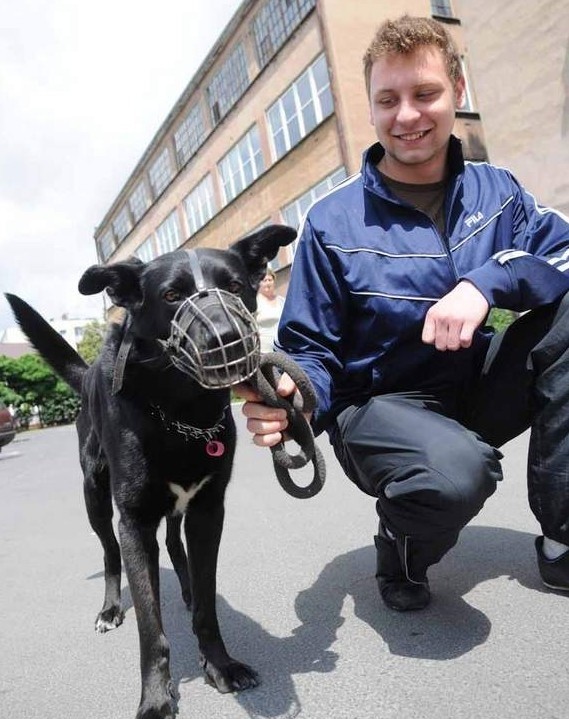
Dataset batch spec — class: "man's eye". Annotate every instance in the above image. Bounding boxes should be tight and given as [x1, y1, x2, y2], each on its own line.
[164, 289, 182, 302]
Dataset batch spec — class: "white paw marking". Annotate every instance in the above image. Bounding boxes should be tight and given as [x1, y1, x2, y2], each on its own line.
[169, 475, 211, 514]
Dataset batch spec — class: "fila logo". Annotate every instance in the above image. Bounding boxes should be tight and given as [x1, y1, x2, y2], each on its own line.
[465, 211, 484, 228]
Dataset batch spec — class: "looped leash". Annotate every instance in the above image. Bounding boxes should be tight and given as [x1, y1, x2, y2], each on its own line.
[253, 352, 326, 499]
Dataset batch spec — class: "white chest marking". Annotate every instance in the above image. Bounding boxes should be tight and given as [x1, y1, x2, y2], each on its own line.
[169, 476, 211, 515]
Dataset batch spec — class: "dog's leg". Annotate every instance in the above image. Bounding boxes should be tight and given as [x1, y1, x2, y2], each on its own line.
[82, 465, 124, 633]
[119, 515, 176, 719]
[185, 494, 259, 694]
[165, 515, 192, 609]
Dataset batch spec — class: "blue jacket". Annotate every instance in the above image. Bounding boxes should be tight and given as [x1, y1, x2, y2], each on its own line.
[277, 137, 569, 435]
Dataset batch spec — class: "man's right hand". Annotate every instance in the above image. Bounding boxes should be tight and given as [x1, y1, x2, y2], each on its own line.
[234, 372, 298, 448]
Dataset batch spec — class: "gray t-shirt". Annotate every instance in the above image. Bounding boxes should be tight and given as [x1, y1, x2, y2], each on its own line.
[380, 173, 447, 237]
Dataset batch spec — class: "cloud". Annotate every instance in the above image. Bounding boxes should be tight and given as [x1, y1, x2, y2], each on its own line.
[0, 0, 243, 331]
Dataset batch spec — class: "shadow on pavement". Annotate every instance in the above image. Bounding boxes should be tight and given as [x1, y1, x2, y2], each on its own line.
[143, 524, 549, 718]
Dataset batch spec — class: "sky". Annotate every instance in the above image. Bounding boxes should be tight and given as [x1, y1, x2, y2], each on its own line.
[0, 0, 243, 334]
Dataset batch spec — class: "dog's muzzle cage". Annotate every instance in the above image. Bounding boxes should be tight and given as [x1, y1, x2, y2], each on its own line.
[164, 289, 260, 389]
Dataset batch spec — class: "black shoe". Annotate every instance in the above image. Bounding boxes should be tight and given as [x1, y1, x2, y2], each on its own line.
[536, 536, 569, 591]
[375, 530, 431, 611]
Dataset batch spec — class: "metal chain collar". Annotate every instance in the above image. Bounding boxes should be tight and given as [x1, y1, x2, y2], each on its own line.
[149, 404, 228, 443]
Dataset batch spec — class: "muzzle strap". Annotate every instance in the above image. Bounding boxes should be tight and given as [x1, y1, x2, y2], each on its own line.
[112, 326, 134, 395]
[186, 249, 207, 295]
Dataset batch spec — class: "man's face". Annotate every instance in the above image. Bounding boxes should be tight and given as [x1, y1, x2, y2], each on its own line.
[368, 46, 465, 183]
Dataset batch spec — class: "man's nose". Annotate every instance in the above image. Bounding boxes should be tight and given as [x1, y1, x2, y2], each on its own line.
[395, 100, 421, 124]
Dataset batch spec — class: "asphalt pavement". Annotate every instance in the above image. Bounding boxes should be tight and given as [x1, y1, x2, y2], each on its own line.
[0, 411, 567, 719]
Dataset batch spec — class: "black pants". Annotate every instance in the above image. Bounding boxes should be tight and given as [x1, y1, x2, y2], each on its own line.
[331, 293, 569, 582]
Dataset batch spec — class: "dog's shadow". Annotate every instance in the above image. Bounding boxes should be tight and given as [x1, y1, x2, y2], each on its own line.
[102, 525, 552, 718]
[91, 526, 547, 718]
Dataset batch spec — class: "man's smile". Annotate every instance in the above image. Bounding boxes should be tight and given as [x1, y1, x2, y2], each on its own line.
[395, 129, 432, 141]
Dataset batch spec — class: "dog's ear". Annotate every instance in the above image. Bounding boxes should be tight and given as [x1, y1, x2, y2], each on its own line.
[78, 258, 144, 308]
[230, 224, 297, 288]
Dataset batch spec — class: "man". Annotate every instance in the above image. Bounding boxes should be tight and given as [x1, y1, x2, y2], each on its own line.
[237, 15, 569, 611]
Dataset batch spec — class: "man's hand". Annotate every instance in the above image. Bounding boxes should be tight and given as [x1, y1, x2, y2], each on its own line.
[422, 281, 490, 351]
[234, 373, 298, 448]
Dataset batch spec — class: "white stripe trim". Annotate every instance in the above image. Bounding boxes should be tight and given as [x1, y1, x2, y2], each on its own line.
[556, 260, 569, 273]
[494, 250, 530, 265]
[351, 290, 439, 302]
[466, 159, 569, 223]
[548, 247, 569, 265]
[451, 196, 515, 251]
[328, 244, 445, 259]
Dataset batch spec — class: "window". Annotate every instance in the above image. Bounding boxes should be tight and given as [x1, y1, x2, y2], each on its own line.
[252, 0, 316, 68]
[430, 0, 454, 17]
[112, 206, 131, 242]
[266, 54, 333, 160]
[129, 182, 149, 223]
[98, 230, 115, 261]
[135, 236, 156, 263]
[218, 126, 265, 205]
[460, 58, 475, 112]
[148, 148, 173, 198]
[183, 175, 217, 236]
[174, 104, 206, 167]
[155, 211, 181, 254]
[281, 167, 347, 258]
[206, 43, 249, 126]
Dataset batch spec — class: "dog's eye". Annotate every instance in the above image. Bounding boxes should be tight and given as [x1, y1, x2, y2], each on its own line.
[164, 289, 182, 303]
[227, 280, 242, 294]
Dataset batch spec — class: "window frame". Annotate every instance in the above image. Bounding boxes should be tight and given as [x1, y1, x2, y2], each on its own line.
[266, 53, 333, 161]
[155, 211, 182, 255]
[148, 147, 173, 199]
[183, 174, 217, 237]
[217, 125, 265, 205]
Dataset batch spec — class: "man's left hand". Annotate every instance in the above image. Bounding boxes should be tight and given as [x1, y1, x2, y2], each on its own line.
[422, 281, 490, 351]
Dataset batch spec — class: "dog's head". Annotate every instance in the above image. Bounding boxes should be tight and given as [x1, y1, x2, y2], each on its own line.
[78, 224, 296, 387]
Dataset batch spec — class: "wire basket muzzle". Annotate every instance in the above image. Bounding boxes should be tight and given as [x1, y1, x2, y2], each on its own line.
[167, 289, 260, 388]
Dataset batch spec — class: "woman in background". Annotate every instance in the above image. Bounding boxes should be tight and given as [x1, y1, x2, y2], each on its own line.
[256, 269, 285, 353]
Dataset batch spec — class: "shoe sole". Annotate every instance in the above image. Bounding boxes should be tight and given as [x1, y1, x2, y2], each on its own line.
[384, 601, 430, 612]
[542, 580, 569, 592]
[541, 579, 569, 592]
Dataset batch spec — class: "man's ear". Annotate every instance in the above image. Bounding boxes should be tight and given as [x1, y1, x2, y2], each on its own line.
[455, 74, 467, 110]
[230, 224, 297, 288]
[78, 258, 144, 309]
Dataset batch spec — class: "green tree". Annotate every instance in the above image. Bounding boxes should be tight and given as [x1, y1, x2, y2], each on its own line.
[487, 308, 517, 333]
[77, 320, 106, 364]
[0, 353, 80, 427]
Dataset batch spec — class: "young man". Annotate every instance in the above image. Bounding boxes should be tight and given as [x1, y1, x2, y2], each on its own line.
[237, 15, 569, 610]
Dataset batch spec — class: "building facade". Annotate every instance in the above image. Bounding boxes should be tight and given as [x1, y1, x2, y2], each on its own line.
[457, 0, 569, 216]
[1, 316, 98, 353]
[94, 0, 487, 301]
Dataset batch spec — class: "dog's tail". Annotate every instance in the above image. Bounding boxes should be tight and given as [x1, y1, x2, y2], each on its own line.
[5, 293, 88, 394]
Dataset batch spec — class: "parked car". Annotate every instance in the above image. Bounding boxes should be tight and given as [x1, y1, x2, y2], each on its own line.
[0, 400, 16, 452]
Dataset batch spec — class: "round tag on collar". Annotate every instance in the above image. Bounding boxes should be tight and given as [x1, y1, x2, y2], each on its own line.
[206, 440, 225, 457]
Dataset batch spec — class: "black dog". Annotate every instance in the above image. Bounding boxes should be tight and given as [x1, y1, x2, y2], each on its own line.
[6, 224, 296, 719]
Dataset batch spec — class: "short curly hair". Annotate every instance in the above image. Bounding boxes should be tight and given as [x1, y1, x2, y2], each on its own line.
[363, 15, 462, 97]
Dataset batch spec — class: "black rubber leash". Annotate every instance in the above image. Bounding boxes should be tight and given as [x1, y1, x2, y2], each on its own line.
[252, 352, 326, 499]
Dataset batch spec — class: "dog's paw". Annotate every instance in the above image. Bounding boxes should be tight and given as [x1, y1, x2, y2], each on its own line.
[135, 703, 176, 719]
[94, 606, 125, 633]
[136, 682, 177, 719]
[201, 656, 260, 693]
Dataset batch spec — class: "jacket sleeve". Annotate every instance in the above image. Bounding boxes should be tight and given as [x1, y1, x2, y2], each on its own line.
[460, 175, 569, 311]
[275, 216, 347, 434]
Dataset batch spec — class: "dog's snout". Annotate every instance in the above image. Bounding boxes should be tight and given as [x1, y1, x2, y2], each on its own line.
[167, 289, 260, 388]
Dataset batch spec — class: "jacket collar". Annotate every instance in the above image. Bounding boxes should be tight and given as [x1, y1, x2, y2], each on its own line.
[361, 134, 465, 198]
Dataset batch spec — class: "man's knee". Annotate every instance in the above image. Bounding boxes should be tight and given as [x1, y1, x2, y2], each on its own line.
[378, 436, 501, 533]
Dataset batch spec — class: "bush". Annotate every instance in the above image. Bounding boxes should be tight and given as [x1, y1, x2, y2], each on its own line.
[0, 353, 80, 428]
[486, 308, 517, 333]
